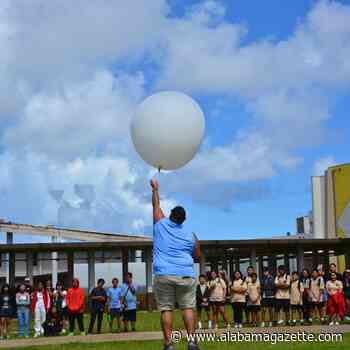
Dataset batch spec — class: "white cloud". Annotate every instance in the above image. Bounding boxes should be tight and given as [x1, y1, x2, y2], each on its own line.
[150, 0, 350, 203]
[0, 0, 349, 231]
[3, 70, 145, 161]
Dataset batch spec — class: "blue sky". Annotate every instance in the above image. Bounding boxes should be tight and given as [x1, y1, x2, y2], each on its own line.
[0, 0, 349, 242]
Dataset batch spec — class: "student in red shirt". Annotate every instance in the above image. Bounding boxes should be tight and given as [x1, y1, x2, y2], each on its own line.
[66, 278, 85, 335]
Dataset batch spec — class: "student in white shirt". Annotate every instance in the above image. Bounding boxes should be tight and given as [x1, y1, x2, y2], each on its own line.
[274, 265, 291, 325]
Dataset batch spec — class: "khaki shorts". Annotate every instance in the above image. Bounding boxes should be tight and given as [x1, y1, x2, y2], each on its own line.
[153, 275, 196, 311]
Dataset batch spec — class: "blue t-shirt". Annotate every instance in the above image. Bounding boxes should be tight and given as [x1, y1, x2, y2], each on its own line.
[107, 287, 122, 309]
[153, 217, 195, 278]
[121, 283, 138, 310]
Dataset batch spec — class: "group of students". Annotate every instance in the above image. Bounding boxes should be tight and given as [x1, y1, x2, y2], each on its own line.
[0, 272, 138, 339]
[196, 263, 350, 329]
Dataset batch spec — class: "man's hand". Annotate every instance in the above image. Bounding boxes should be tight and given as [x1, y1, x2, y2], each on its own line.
[150, 178, 159, 191]
[151, 178, 164, 223]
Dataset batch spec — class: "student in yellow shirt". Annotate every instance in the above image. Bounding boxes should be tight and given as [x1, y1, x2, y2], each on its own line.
[208, 271, 230, 330]
[309, 269, 325, 323]
[246, 273, 261, 327]
[230, 271, 247, 328]
[274, 265, 291, 325]
[290, 271, 304, 325]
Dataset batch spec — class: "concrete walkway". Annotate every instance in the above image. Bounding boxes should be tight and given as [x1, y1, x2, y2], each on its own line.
[1, 324, 349, 349]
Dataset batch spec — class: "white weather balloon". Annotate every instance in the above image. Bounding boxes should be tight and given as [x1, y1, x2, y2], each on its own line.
[131, 91, 205, 171]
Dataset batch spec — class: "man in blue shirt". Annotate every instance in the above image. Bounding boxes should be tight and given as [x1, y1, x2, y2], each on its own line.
[107, 278, 122, 333]
[151, 178, 201, 350]
[120, 272, 138, 332]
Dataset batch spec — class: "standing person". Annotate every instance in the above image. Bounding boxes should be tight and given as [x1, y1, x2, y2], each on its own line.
[24, 277, 33, 295]
[244, 266, 256, 325]
[53, 282, 68, 334]
[107, 278, 122, 333]
[317, 266, 328, 323]
[196, 274, 211, 329]
[274, 265, 291, 325]
[16, 284, 31, 338]
[43, 306, 63, 336]
[326, 272, 345, 325]
[208, 270, 230, 330]
[300, 269, 312, 324]
[121, 273, 138, 332]
[261, 268, 275, 327]
[66, 278, 85, 336]
[342, 269, 350, 321]
[230, 270, 247, 329]
[88, 278, 107, 335]
[325, 263, 342, 282]
[45, 280, 54, 311]
[246, 272, 261, 327]
[221, 271, 231, 305]
[151, 178, 201, 350]
[0, 284, 16, 339]
[290, 272, 304, 325]
[309, 269, 325, 323]
[32, 281, 49, 338]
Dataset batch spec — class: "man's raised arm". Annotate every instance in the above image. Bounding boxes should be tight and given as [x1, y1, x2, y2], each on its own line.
[150, 178, 165, 224]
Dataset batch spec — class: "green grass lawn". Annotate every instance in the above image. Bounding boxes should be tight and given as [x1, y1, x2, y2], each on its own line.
[5, 308, 350, 350]
[11, 334, 350, 350]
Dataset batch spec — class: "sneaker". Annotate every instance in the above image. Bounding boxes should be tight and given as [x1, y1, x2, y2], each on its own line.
[188, 341, 200, 350]
[344, 316, 350, 321]
[68, 332, 74, 336]
[329, 321, 334, 326]
[198, 321, 202, 329]
[308, 318, 313, 324]
[292, 320, 297, 326]
[300, 319, 304, 325]
[61, 329, 67, 334]
[226, 323, 231, 329]
[163, 345, 175, 350]
[260, 322, 265, 327]
[335, 321, 340, 326]
[34, 334, 40, 338]
[268, 322, 273, 327]
[238, 323, 243, 329]
[277, 320, 284, 325]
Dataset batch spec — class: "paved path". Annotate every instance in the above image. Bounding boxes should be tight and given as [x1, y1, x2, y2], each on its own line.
[1, 325, 349, 349]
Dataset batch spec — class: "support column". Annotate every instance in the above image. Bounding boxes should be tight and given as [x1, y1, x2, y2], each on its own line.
[234, 257, 240, 272]
[199, 249, 206, 275]
[268, 254, 277, 275]
[67, 252, 74, 287]
[345, 246, 350, 269]
[8, 252, 15, 287]
[212, 259, 219, 272]
[297, 246, 305, 273]
[88, 251, 96, 293]
[122, 248, 129, 283]
[258, 256, 264, 278]
[229, 257, 234, 280]
[51, 236, 58, 288]
[145, 248, 153, 311]
[250, 248, 257, 272]
[26, 252, 34, 285]
[6, 232, 13, 285]
[284, 253, 290, 272]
